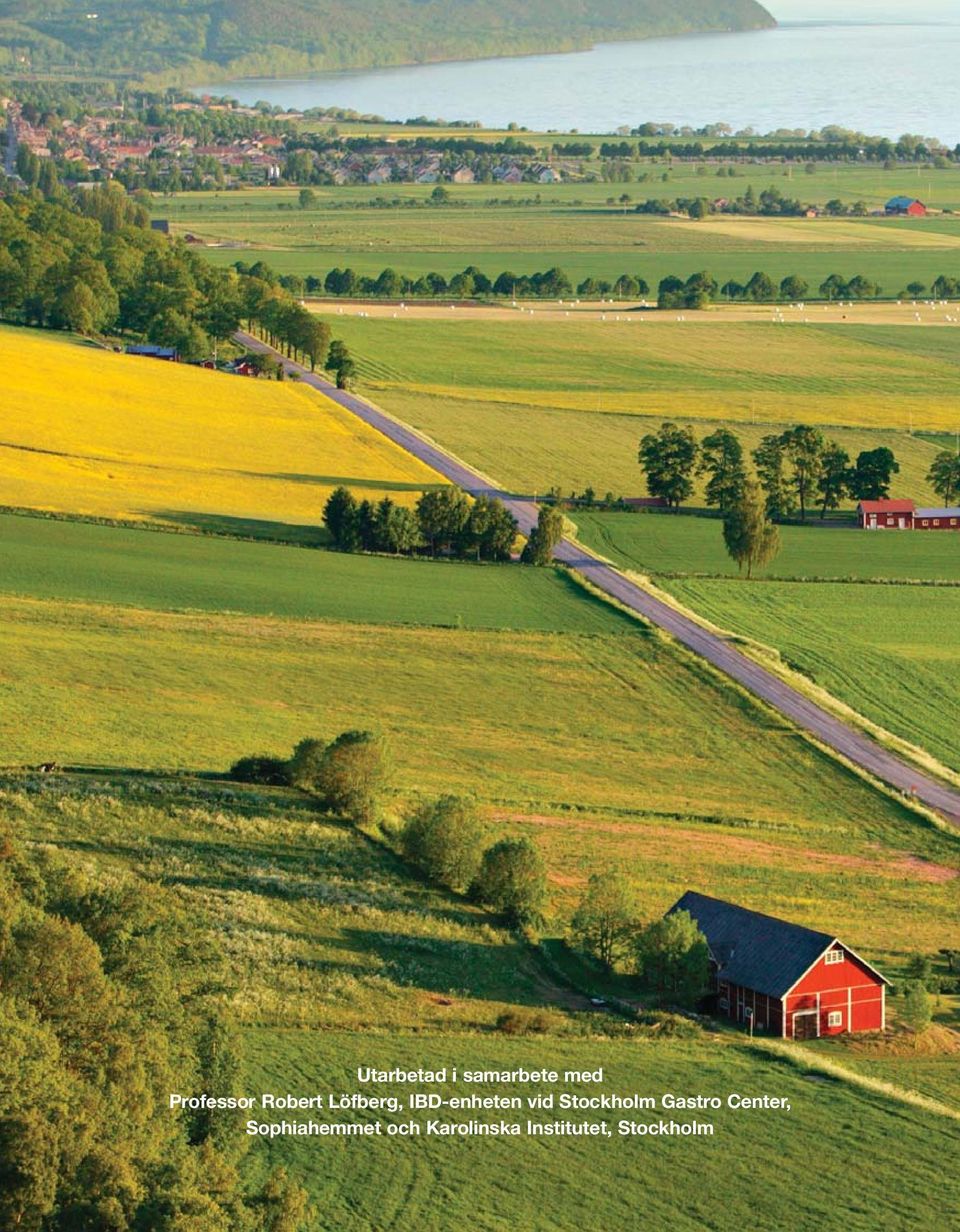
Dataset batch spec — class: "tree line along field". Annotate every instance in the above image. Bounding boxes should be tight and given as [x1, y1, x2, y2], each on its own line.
[303, 314, 956, 505]
[7, 774, 957, 1231]
[0, 327, 446, 531]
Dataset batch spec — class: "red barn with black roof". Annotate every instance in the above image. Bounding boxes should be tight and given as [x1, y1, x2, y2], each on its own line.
[668, 892, 888, 1039]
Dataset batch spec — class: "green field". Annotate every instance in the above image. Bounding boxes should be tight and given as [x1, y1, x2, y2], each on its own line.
[574, 510, 960, 581]
[7, 771, 957, 1230]
[666, 577, 960, 775]
[0, 513, 630, 634]
[172, 177, 960, 290]
[4, 586, 959, 956]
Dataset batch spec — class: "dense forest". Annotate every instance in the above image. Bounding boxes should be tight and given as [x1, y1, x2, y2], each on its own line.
[1, 1, 774, 81]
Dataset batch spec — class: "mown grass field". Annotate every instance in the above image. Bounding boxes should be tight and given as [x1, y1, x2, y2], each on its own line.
[0, 513, 630, 633]
[665, 577, 960, 776]
[315, 316, 960, 432]
[7, 772, 956, 1230]
[573, 511, 960, 581]
[0, 326, 445, 530]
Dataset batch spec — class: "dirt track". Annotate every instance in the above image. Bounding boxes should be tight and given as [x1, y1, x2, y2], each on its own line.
[239, 330, 960, 827]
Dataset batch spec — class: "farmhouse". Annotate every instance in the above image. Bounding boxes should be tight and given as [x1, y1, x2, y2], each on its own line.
[668, 891, 888, 1039]
[885, 195, 927, 216]
[857, 498, 915, 529]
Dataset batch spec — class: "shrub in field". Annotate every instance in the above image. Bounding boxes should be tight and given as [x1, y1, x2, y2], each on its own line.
[472, 837, 548, 928]
[495, 1008, 559, 1035]
[400, 795, 488, 892]
[295, 731, 391, 825]
[899, 981, 933, 1035]
[288, 738, 328, 791]
[229, 754, 290, 786]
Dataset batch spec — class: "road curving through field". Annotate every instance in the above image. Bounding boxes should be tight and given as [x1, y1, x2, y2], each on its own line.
[237, 331, 960, 827]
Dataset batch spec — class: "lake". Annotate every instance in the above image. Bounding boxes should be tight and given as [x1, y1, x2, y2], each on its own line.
[199, 9, 960, 143]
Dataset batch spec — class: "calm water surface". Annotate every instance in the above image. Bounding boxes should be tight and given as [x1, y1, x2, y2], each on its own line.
[200, 11, 960, 143]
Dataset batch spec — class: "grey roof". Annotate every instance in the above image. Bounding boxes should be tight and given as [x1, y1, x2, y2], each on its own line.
[915, 508, 960, 519]
[668, 891, 839, 998]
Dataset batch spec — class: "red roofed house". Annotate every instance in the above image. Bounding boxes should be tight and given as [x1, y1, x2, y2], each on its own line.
[857, 498, 915, 529]
[668, 892, 888, 1039]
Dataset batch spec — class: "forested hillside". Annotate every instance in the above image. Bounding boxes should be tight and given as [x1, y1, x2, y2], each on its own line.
[1, 1, 775, 82]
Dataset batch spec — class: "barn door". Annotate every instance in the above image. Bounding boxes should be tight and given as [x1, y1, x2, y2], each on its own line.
[793, 1010, 819, 1041]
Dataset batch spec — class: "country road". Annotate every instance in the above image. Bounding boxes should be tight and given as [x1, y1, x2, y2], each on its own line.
[238, 332, 960, 827]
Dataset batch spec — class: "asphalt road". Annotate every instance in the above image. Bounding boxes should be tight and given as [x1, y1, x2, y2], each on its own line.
[238, 333, 960, 826]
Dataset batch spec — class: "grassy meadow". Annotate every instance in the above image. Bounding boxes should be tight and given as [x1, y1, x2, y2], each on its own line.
[0, 326, 446, 530]
[6, 772, 957, 1229]
[3, 584, 958, 956]
[0, 513, 629, 633]
[573, 511, 960, 581]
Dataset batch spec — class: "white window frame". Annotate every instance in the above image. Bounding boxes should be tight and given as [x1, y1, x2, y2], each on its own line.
[827, 1011, 843, 1028]
[824, 950, 844, 965]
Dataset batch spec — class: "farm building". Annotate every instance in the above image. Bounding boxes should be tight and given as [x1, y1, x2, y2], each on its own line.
[125, 344, 179, 362]
[857, 499, 960, 530]
[915, 506, 960, 529]
[857, 498, 915, 529]
[668, 891, 888, 1039]
[885, 195, 927, 216]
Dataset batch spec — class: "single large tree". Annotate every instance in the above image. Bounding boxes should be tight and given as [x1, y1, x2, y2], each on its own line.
[816, 441, 851, 518]
[752, 434, 795, 522]
[849, 447, 900, 501]
[401, 796, 488, 892]
[569, 870, 639, 971]
[722, 479, 781, 578]
[698, 428, 747, 512]
[638, 422, 698, 510]
[927, 450, 960, 506]
[472, 838, 548, 928]
[780, 425, 824, 522]
[635, 910, 709, 1007]
[521, 503, 565, 565]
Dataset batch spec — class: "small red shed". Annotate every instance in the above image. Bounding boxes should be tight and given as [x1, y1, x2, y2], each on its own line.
[668, 892, 888, 1039]
[857, 499, 915, 529]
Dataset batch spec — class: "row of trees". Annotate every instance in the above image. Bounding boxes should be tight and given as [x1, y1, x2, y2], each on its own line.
[639, 422, 903, 521]
[569, 871, 709, 1006]
[0, 823, 308, 1229]
[296, 261, 960, 308]
[322, 485, 520, 560]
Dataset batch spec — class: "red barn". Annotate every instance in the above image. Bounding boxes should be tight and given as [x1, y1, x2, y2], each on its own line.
[857, 498, 915, 529]
[885, 196, 927, 216]
[914, 507, 960, 530]
[669, 892, 888, 1039]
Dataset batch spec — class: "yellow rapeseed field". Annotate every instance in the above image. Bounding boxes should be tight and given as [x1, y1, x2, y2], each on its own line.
[0, 327, 445, 527]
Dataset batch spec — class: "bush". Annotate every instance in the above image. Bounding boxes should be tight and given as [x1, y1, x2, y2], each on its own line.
[228, 755, 290, 786]
[287, 738, 327, 791]
[400, 795, 488, 891]
[472, 837, 548, 928]
[495, 1009, 558, 1035]
[293, 731, 391, 825]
